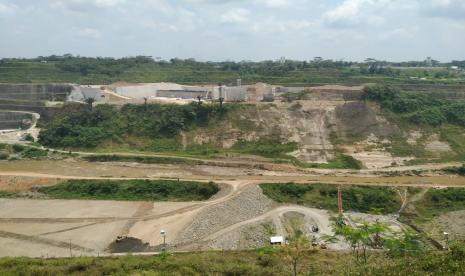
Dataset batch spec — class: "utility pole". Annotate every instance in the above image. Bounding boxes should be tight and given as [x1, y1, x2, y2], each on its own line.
[337, 186, 343, 216]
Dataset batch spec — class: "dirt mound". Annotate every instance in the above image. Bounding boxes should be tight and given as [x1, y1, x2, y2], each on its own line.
[108, 237, 158, 253]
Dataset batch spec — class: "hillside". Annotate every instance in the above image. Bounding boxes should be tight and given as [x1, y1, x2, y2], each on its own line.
[2, 56, 465, 86]
[27, 85, 465, 170]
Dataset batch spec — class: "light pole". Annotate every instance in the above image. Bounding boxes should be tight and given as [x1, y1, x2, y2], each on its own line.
[444, 232, 449, 250]
[161, 230, 166, 252]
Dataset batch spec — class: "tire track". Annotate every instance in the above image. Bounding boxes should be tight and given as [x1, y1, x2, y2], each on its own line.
[0, 230, 93, 252]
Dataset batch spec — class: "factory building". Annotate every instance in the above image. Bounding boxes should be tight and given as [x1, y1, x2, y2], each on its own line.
[212, 86, 248, 102]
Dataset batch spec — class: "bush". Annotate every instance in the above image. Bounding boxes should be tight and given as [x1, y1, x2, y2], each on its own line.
[24, 134, 34, 142]
[261, 183, 400, 214]
[443, 164, 465, 175]
[38, 103, 231, 149]
[231, 139, 298, 158]
[12, 144, 24, 153]
[38, 179, 219, 201]
[0, 152, 9, 160]
[363, 84, 465, 127]
[414, 187, 465, 218]
[21, 148, 48, 159]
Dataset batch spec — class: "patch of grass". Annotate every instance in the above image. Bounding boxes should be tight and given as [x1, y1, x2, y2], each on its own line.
[1, 244, 465, 275]
[291, 153, 363, 170]
[38, 179, 219, 201]
[150, 137, 183, 152]
[413, 187, 465, 220]
[385, 135, 430, 158]
[0, 152, 9, 160]
[260, 183, 400, 214]
[83, 154, 203, 165]
[12, 144, 24, 153]
[185, 143, 221, 156]
[443, 164, 465, 175]
[0, 191, 18, 198]
[439, 125, 465, 161]
[20, 148, 48, 159]
[231, 139, 298, 158]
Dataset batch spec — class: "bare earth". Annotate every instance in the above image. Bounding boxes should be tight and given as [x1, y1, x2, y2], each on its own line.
[0, 159, 464, 257]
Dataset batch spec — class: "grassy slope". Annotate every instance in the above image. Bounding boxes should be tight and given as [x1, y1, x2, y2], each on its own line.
[353, 86, 465, 164]
[1, 247, 465, 275]
[410, 187, 465, 221]
[260, 183, 400, 214]
[6, 180, 220, 201]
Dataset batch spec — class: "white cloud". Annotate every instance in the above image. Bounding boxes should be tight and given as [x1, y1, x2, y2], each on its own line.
[250, 18, 317, 33]
[0, 2, 17, 18]
[77, 27, 102, 39]
[378, 28, 412, 40]
[50, 0, 126, 12]
[322, 0, 390, 28]
[221, 8, 250, 23]
[254, 0, 291, 8]
[421, 0, 465, 20]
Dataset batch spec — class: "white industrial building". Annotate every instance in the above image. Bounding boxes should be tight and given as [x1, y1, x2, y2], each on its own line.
[113, 83, 210, 100]
[212, 86, 248, 102]
[67, 86, 103, 102]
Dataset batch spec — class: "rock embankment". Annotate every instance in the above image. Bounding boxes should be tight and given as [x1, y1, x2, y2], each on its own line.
[176, 185, 275, 243]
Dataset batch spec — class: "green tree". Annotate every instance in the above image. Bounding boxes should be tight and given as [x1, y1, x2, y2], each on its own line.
[282, 218, 316, 276]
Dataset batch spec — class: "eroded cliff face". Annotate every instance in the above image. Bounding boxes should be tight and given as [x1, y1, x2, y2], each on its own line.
[185, 96, 403, 165]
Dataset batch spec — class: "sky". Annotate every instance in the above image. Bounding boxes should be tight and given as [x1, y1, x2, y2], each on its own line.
[0, 0, 465, 62]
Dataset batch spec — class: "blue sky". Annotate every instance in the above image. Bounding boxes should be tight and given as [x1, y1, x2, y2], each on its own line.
[1, 0, 465, 61]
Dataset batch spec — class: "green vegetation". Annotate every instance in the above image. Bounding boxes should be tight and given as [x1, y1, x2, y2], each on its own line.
[2, 56, 465, 85]
[39, 103, 232, 149]
[231, 139, 298, 158]
[38, 179, 219, 201]
[334, 220, 423, 264]
[83, 154, 204, 165]
[413, 187, 465, 219]
[0, 144, 49, 160]
[364, 85, 465, 162]
[0, 152, 8, 160]
[363, 84, 465, 128]
[260, 183, 400, 214]
[443, 164, 465, 175]
[20, 147, 48, 159]
[0, 191, 18, 198]
[1, 244, 465, 275]
[291, 153, 363, 170]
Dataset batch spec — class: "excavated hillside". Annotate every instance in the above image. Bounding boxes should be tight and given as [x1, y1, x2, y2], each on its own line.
[185, 87, 465, 169]
[183, 89, 402, 168]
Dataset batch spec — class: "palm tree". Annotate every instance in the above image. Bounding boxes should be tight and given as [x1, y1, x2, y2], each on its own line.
[85, 97, 95, 110]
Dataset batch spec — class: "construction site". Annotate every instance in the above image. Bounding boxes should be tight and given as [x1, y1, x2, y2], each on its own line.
[1, 80, 465, 260]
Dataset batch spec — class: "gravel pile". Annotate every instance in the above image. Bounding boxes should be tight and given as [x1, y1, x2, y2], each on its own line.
[176, 185, 275, 243]
[206, 221, 272, 250]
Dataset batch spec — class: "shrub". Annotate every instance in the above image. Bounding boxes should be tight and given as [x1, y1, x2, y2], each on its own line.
[38, 179, 219, 201]
[21, 148, 48, 159]
[12, 144, 24, 153]
[0, 152, 9, 160]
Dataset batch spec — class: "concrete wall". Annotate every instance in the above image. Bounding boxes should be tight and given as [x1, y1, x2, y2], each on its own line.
[0, 84, 73, 101]
[0, 111, 32, 130]
[212, 86, 248, 101]
[115, 85, 157, 99]
[157, 90, 208, 99]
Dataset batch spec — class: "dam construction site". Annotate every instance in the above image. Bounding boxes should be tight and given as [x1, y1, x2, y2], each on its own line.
[0, 57, 465, 275]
